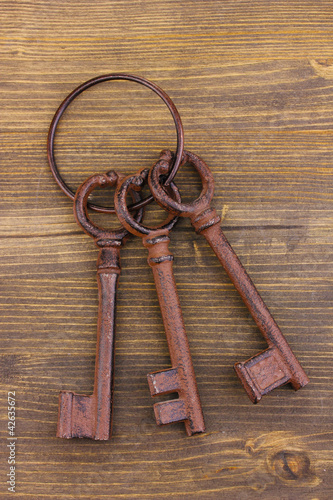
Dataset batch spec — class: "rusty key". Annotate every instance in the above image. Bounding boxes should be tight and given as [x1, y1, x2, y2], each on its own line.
[149, 150, 309, 403]
[57, 171, 143, 439]
[115, 169, 205, 436]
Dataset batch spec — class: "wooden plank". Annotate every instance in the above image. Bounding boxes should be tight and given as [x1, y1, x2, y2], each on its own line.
[1, 1, 332, 498]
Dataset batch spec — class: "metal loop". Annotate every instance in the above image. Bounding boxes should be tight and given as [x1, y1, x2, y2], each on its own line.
[74, 171, 144, 244]
[47, 74, 184, 213]
[148, 150, 215, 217]
[115, 168, 180, 238]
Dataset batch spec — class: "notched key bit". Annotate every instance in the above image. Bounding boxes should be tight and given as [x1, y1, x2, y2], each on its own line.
[149, 149, 309, 403]
[57, 171, 143, 439]
[115, 169, 205, 436]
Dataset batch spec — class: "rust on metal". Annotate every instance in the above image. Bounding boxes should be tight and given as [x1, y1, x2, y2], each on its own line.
[148, 149, 309, 403]
[115, 168, 205, 436]
[47, 73, 184, 213]
[57, 171, 143, 439]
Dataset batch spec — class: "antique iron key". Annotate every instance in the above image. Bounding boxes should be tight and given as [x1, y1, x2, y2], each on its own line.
[57, 171, 143, 439]
[115, 169, 205, 436]
[149, 150, 309, 403]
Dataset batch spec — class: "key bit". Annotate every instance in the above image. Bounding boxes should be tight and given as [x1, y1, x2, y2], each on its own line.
[148, 149, 309, 403]
[115, 169, 205, 436]
[57, 171, 143, 439]
[234, 346, 295, 403]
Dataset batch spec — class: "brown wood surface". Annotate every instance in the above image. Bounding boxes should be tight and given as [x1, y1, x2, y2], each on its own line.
[1, 1, 333, 498]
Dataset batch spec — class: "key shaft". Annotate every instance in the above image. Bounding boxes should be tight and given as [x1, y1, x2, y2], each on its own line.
[57, 245, 120, 439]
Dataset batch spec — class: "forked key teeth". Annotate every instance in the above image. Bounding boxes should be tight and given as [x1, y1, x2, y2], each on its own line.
[147, 368, 188, 425]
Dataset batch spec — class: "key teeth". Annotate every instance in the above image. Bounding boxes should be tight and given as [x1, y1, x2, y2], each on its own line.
[234, 363, 262, 404]
[234, 347, 292, 403]
[57, 392, 95, 439]
[153, 399, 187, 426]
[147, 368, 179, 396]
[57, 391, 110, 440]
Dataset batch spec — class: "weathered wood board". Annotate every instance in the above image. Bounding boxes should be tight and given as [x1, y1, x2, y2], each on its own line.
[1, 1, 332, 498]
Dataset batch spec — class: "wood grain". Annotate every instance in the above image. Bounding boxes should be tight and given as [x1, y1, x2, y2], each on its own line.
[1, 1, 333, 498]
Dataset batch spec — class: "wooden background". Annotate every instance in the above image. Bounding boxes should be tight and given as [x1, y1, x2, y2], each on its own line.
[1, 1, 332, 498]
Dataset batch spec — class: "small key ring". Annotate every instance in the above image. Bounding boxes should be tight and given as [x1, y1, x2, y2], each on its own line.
[148, 150, 215, 217]
[47, 74, 184, 213]
[74, 170, 144, 245]
[115, 165, 181, 238]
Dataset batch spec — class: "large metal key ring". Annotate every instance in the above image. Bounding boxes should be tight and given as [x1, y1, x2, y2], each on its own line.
[47, 73, 184, 213]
